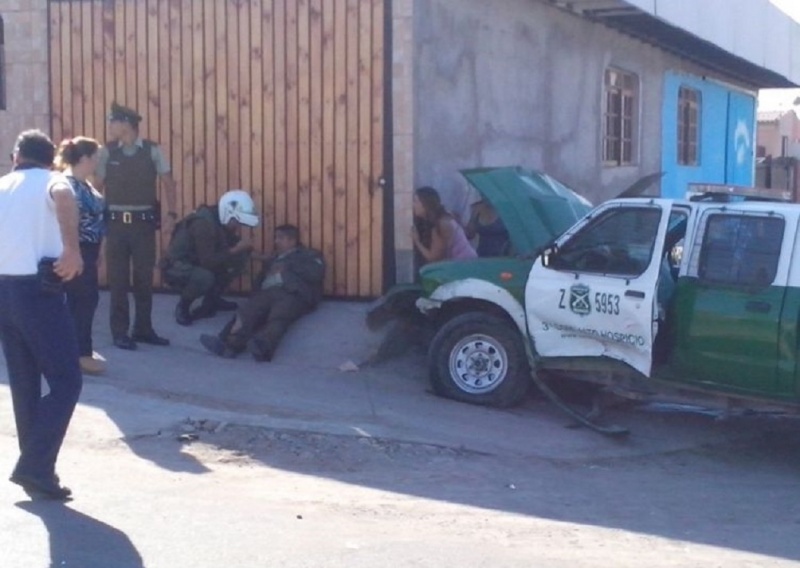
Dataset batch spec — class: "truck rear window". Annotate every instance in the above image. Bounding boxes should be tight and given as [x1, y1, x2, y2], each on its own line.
[699, 215, 784, 287]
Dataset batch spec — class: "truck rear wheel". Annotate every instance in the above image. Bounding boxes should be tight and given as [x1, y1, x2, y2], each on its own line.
[428, 312, 530, 408]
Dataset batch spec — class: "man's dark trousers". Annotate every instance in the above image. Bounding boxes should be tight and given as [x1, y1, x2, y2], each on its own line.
[226, 287, 308, 354]
[106, 220, 156, 338]
[0, 279, 83, 480]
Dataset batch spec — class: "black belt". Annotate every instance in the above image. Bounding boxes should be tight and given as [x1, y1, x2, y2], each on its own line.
[108, 209, 157, 224]
[0, 274, 37, 281]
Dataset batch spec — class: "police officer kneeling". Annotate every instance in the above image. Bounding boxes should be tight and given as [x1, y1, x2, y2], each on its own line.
[162, 190, 259, 326]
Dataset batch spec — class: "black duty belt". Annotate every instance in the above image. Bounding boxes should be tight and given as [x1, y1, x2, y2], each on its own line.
[107, 209, 157, 224]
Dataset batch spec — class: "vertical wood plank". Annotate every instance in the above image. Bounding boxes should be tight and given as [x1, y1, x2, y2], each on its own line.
[321, 0, 336, 293]
[238, 0, 252, 198]
[167, 0, 182, 217]
[180, 0, 194, 216]
[333, 0, 348, 295]
[157, 0, 171, 185]
[371, 0, 385, 295]
[297, 0, 311, 245]
[249, 0, 265, 256]
[135, 1, 148, 138]
[60, 1, 74, 138]
[146, 0, 160, 152]
[262, 0, 277, 253]
[203, 0, 217, 213]
[227, 0, 241, 190]
[80, 1, 93, 137]
[309, 0, 324, 257]
[70, 0, 84, 138]
[345, 0, 360, 296]
[109, 2, 126, 104]
[273, 0, 287, 227]
[285, 0, 299, 228]
[358, 0, 373, 296]
[214, 0, 229, 199]
[121, 0, 135, 109]
[192, 0, 206, 212]
[92, 0, 106, 142]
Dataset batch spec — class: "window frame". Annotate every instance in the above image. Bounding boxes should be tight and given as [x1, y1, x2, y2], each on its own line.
[550, 205, 662, 278]
[603, 67, 639, 167]
[696, 213, 784, 289]
[677, 86, 701, 166]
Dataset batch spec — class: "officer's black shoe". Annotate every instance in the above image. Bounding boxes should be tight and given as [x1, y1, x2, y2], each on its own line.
[175, 301, 193, 326]
[132, 331, 170, 346]
[247, 337, 273, 362]
[200, 334, 236, 358]
[190, 302, 217, 321]
[10, 472, 72, 501]
[215, 297, 239, 311]
[113, 335, 138, 350]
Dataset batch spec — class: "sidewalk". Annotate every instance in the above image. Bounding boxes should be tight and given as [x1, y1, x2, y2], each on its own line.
[33, 292, 786, 464]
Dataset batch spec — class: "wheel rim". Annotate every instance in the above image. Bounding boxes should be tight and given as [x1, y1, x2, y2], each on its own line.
[448, 334, 509, 394]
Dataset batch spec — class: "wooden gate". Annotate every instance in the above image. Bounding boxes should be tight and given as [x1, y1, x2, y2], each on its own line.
[49, 0, 387, 297]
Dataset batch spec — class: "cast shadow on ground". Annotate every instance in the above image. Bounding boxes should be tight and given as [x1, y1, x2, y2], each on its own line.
[196, 409, 800, 564]
[16, 501, 144, 568]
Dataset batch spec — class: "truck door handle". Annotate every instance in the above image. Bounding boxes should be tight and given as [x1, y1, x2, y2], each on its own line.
[745, 301, 771, 313]
[625, 290, 646, 299]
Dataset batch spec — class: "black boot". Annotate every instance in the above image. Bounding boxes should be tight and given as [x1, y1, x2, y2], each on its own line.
[191, 294, 218, 320]
[175, 299, 193, 326]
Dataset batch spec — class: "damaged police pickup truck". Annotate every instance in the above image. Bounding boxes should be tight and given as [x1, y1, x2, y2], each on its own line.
[369, 166, 800, 435]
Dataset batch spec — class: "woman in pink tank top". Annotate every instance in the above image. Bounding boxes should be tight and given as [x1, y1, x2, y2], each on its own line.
[411, 186, 477, 264]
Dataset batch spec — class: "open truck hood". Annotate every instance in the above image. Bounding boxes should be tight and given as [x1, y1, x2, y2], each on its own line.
[460, 167, 593, 257]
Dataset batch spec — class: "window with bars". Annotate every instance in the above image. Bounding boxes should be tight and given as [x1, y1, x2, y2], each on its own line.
[677, 86, 700, 165]
[603, 68, 638, 166]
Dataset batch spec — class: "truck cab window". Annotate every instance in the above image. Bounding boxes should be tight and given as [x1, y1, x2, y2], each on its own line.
[550, 207, 661, 276]
[698, 215, 784, 287]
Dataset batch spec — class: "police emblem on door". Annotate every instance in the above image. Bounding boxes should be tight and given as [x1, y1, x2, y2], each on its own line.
[569, 284, 591, 316]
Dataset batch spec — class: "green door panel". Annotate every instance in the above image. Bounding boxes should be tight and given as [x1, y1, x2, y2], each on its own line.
[670, 277, 787, 395]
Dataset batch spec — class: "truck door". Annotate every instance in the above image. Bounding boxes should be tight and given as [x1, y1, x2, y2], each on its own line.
[525, 200, 672, 377]
[671, 208, 792, 394]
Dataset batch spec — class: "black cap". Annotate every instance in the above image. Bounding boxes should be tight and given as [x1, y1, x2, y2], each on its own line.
[108, 102, 142, 126]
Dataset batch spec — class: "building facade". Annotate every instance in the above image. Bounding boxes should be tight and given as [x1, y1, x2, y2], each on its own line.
[0, 0, 798, 296]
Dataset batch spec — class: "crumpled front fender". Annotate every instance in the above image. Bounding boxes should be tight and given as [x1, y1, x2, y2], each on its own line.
[416, 278, 527, 334]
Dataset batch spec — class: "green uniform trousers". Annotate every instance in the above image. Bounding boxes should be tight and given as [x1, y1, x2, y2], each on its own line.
[224, 287, 309, 355]
[163, 252, 249, 304]
[106, 221, 157, 338]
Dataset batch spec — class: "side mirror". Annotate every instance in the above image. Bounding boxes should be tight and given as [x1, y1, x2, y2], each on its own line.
[542, 245, 558, 267]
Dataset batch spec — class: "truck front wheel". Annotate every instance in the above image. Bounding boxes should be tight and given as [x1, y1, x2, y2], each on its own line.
[429, 312, 530, 408]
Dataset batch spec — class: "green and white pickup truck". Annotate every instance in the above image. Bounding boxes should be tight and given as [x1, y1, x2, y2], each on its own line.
[370, 167, 800, 433]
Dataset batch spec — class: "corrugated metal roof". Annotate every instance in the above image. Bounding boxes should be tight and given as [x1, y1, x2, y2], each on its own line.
[546, 0, 798, 88]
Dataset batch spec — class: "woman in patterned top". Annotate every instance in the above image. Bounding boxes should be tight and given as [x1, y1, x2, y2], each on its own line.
[56, 137, 107, 375]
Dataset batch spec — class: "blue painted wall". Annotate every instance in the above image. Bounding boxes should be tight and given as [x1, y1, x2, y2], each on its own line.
[661, 72, 755, 198]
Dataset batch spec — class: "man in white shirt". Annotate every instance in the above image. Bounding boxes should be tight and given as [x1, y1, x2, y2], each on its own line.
[0, 130, 83, 500]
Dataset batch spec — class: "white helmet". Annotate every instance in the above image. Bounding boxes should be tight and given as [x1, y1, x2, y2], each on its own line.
[218, 190, 260, 227]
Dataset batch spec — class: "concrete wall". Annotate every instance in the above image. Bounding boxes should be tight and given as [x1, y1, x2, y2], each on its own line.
[410, 0, 760, 223]
[0, 0, 49, 172]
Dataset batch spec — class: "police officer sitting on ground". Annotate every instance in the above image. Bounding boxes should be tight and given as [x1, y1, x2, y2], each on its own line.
[94, 102, 177, 351]
[200, 224, 325, 362]
[162, 190, 259, 326]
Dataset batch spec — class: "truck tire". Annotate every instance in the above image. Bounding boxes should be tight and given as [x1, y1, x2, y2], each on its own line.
[428, 312, 530, 408]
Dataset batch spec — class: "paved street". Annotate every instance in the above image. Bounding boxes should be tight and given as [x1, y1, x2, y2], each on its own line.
[1, 293, 800, 567]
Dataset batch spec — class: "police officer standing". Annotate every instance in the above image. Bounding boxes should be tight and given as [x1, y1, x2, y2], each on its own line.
[95, 103, 177, 350]
[0, 130, 83, 500]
